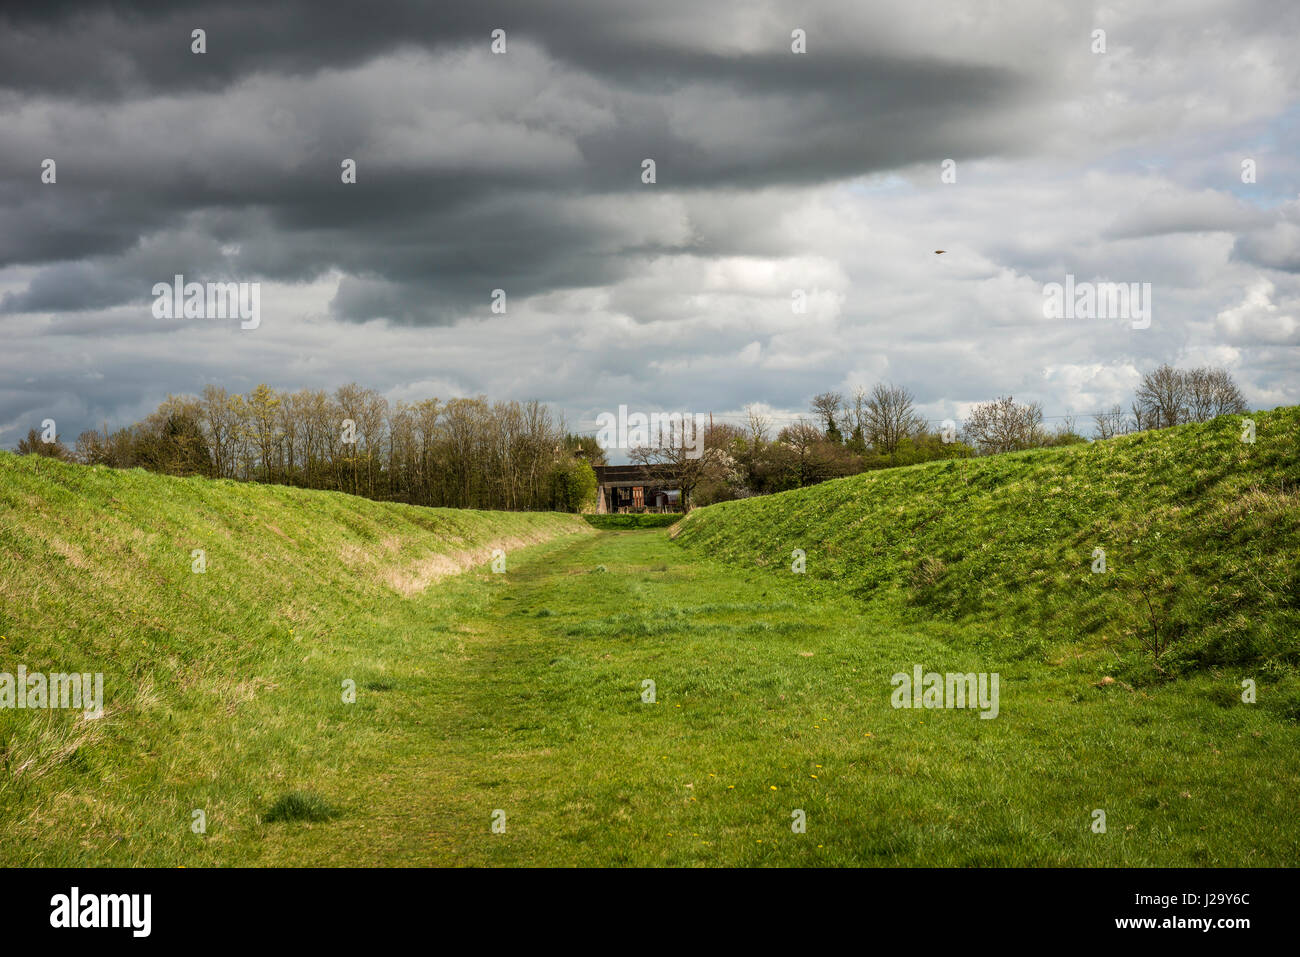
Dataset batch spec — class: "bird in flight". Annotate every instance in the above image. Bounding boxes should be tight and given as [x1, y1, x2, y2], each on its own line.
[934, 250, 946, 254]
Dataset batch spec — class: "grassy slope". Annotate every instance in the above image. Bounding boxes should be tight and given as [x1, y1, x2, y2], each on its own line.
[674, 407, 1300, 694]
[9, 525, 1294, 867]
[0, 453, 590, 862]
[238, 531, 1300, 868]
[2, 412, 1298, 867]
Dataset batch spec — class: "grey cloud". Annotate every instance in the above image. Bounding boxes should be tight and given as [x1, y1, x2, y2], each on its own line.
[1, 0, 1298, 447]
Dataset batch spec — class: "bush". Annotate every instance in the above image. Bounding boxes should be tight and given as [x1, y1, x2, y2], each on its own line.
[583, 513, 680, 529]
[548, 458, 597, 512]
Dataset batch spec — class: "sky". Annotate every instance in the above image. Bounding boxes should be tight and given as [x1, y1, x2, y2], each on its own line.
[2, 0, 1298, 446]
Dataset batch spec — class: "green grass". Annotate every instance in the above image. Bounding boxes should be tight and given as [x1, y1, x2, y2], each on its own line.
[583, 513, 681, 529]
[0, 455, 590, 864]
[676, 407, 1300, 688]
[263, 791, 337, 824]
[1, 414, 1297, 866]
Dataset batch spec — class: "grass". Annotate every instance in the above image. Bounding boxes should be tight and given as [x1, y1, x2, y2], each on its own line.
[676, 407, 1300, 688]
[0, 455, 590, 863]
[583, 513, 681, 529]
[0, 413, 1297, 866]
[263, 791, 337, 824]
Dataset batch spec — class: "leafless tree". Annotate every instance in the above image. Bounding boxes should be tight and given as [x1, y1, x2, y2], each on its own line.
[962, 395, 1045, 454]
[201, 385, 241, 478]
[1186, 367, 1248, 422]
[745, 404, 772, 444]
[864, 383, 926, 454]
[628, 416, 723, 511]
[810, 391, 844, 439]
[777, 418, 858, 486]
[1136, 364, 1248, 429]
[1130, 401, 1149, 433]
[1136, 364, 1188, 429]
[1092, 404, 1128, 440]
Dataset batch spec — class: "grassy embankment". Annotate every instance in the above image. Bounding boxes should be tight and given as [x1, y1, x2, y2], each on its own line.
[0, 455, 589, 864]
[1, 408, 1296, 865]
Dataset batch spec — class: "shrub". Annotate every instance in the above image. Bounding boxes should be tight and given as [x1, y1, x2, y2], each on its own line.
[583, 513, 680, 529]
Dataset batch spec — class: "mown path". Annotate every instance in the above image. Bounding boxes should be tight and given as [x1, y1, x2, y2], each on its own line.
[242, 529, 1300, 867]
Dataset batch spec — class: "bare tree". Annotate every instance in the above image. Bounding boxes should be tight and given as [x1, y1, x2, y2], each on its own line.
[1136, 364, 1187, 429]
[864, 383, 926, 454]
[810, 391, 844, 441]
[777, 418, 857, 486]
[1130, 401, 1149, 433]
[745, 404, 772, 444]
[844, 387, 872, 452]
[1136, 364, 1247, 429]
[1092, 404, 1128, 440]
[629, 417, 722, 511]
[201, 385, 241, 478]
[962, 396, 1045, 454]
[1186, 367, 1248, 422]
[75, 428, 111, 465]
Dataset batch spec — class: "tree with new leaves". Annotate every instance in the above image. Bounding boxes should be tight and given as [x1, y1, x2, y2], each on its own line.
[548, 455, 597, 512]
[810, 392, 844, 443]
[16, 428, 71, 460]
[777, 419, 857, 487]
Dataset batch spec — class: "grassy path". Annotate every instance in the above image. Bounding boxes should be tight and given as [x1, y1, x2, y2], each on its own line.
[235, 528, 1297, 867]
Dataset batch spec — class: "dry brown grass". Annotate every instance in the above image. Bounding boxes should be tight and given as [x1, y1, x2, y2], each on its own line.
[338, 527, 589, 597]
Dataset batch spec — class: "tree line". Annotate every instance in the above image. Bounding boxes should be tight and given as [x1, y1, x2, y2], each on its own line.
[15, 384, 601, 512]
[13, 363, 1249, 513]
[647, 364, 1250, 508]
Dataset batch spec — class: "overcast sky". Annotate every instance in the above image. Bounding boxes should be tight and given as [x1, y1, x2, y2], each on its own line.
[2, 0, 1298, 446]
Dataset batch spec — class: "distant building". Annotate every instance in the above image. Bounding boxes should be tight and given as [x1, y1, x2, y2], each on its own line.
[593, 465, 682, 514]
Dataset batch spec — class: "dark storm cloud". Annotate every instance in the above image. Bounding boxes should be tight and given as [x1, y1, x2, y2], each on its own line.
[2, 0, 1298, 448]
[0, 0, 1022, 105]
[0, 0, 1042, 322]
